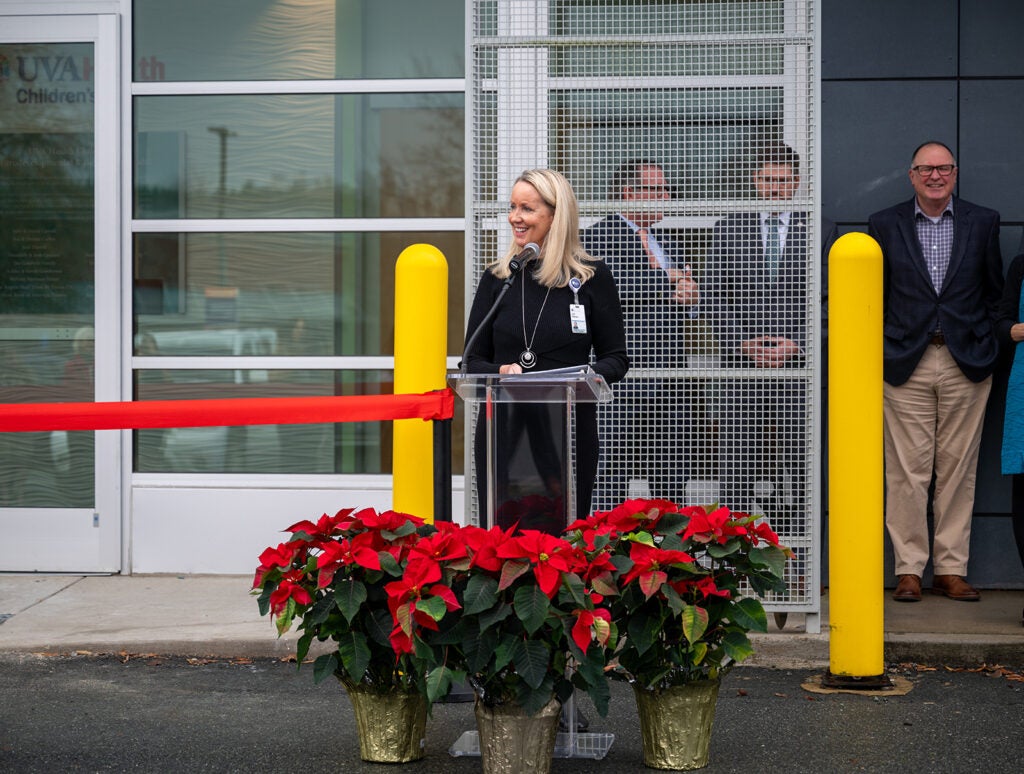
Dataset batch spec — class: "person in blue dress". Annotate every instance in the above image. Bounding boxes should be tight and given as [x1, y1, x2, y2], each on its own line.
[995, 251, 1024, 626]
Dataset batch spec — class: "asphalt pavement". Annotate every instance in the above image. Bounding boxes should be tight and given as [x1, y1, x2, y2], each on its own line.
[0, 575, 1022, 772]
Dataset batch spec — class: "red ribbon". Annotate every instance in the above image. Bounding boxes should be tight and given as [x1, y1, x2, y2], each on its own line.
[0, 389, 455, 432]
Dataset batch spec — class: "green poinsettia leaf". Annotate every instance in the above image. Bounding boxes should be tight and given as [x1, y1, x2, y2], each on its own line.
[378, 550, 403, 577]
[661, 581, 685, 615]
[306, 591, 335, 626]
[511, 638, 552, 690]
[706, 538, 742, 559]
[515, 674, 556, 717]
[492, 636, 514, 674]
[416, 594, 450, 622]
[461, 627, 491, 673]
[627, 531, 657, 548]
[463, 574, 499, 615]
[690, 640, 708, 666]
[626, 609, 660, 657]
[255, 585, 274, 616]
[385, 520, 420, 540]
[577, 666, 611, 717]
[731, 596, 768, 632]
[334, 579, 367, 624]
[561, 572, 587, 607]
[750, 545, 788, 579]
[610, 553, 633, 573]
[573, 641, 607, 690]
[680, 603, 710, 644]
[657, 530, 686, 552]
[655, 511, 689, 534]
[721, 629, 754, 663]
[365, 607, 394, 649]
[295, 630, 314, 665]
[425, 665, 459, 704]
[338, 631, 371, 682]
[478, 601, 513, 632]
[312, 651, 339, 684]
[514, 585, 550, 635]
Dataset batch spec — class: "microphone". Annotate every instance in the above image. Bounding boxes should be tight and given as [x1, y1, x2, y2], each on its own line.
[507, 242, 540, 276]
[459, 243, 541, 374]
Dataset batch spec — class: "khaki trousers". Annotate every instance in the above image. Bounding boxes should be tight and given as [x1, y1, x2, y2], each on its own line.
[883, 344, 991, 577]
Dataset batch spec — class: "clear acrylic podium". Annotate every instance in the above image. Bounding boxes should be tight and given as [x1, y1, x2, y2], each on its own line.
[450, 365, 612, 534]
[447, 365, 616, 760]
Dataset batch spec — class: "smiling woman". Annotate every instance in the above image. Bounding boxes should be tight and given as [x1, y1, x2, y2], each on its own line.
[463, 169, 629, 528]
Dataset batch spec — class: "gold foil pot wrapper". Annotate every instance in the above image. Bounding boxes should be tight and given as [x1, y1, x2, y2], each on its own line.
[474, 696, 561, 774]
[341, 680, 428, 763]
[633, 680, 720, 770]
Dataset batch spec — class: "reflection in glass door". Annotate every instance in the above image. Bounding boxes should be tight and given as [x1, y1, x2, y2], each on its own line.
[0, 15, 120, 572]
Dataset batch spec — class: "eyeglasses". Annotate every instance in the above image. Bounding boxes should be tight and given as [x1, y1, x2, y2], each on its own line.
[911, 164, 956, 177]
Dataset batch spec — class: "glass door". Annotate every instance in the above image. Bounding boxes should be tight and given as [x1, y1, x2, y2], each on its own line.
[0, 15, 121, 572]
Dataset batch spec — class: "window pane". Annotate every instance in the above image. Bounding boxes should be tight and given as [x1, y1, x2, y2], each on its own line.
[133, 231, 464, 357]
[135, 93, 464, 219]
[133, 0, 464, 81]
[133, 369, 390, 473]
[548, 88, 784, 202]
[133, 369, 465, 475]
[0, 41, 96, 509]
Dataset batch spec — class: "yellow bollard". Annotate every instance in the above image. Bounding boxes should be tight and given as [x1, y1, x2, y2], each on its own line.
[827, 232, 886, 681]
[393, 244, 448, 522]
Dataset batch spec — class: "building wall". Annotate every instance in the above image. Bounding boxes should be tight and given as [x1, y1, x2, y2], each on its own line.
[822, 0, 1024, 586]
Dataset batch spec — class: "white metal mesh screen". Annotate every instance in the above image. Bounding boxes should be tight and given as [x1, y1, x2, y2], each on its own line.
[468, 0, 819, 617]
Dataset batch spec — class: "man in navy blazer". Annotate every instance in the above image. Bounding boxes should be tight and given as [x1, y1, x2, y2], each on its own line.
[703, 143, 820, 541]
[868, 140, 1003, 603]
[581, 159, 698, 506]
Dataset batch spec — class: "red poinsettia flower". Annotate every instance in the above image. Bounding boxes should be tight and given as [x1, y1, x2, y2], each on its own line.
[463, 523, 514, 573]
[680, 505, 748, 545]
[353, 507, 424, 533]
[315, 531, 382, 588]
[409, 527, 470, 566]
[748, 519, 782, 547]
[283, 507, 356, 539]
[562, 542, 616, 591]
[385, 557, 460, 653]
[497, 529, 573, 598]
[621, 542, 695, 598]
[671, 574, 731, 601]
[596, 498, 680, 534]
[571, 606, 612, 653]
[268, 569, 313, 615]
[253, 541, 305, 588]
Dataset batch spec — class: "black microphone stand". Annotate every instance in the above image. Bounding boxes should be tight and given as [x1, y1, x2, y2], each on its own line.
[459, 245, 536, 374]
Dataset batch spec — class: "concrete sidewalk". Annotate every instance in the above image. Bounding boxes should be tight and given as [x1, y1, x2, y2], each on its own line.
[0, 574, 1021, 667]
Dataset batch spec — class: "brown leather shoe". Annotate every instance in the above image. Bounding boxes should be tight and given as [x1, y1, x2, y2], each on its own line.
[892, 574, 922, 602]
[930, 574, 980, 601]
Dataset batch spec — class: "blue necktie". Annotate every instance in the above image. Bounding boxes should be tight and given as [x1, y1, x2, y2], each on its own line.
[765, 215, 781, 282]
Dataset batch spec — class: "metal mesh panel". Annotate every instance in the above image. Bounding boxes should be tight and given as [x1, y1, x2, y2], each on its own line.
[468, 1, 819, 616]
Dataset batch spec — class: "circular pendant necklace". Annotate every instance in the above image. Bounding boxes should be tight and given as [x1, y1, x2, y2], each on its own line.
[520, 275, 552, 369]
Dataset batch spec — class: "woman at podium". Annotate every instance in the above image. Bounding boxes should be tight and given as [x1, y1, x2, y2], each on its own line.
[464, 169, 629, 529]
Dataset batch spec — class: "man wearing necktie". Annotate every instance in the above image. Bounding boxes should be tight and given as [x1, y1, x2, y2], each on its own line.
[703, 143, 824, 545]
[581, 159, 698, 506]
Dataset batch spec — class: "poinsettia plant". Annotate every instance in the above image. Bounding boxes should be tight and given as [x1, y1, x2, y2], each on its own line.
[387, 523, 618, 718]
[252, 507, 453, 694]
[565, 499, 791, 690]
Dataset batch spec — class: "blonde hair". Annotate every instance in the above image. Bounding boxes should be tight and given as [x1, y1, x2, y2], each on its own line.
[489, 168, 597, 287]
